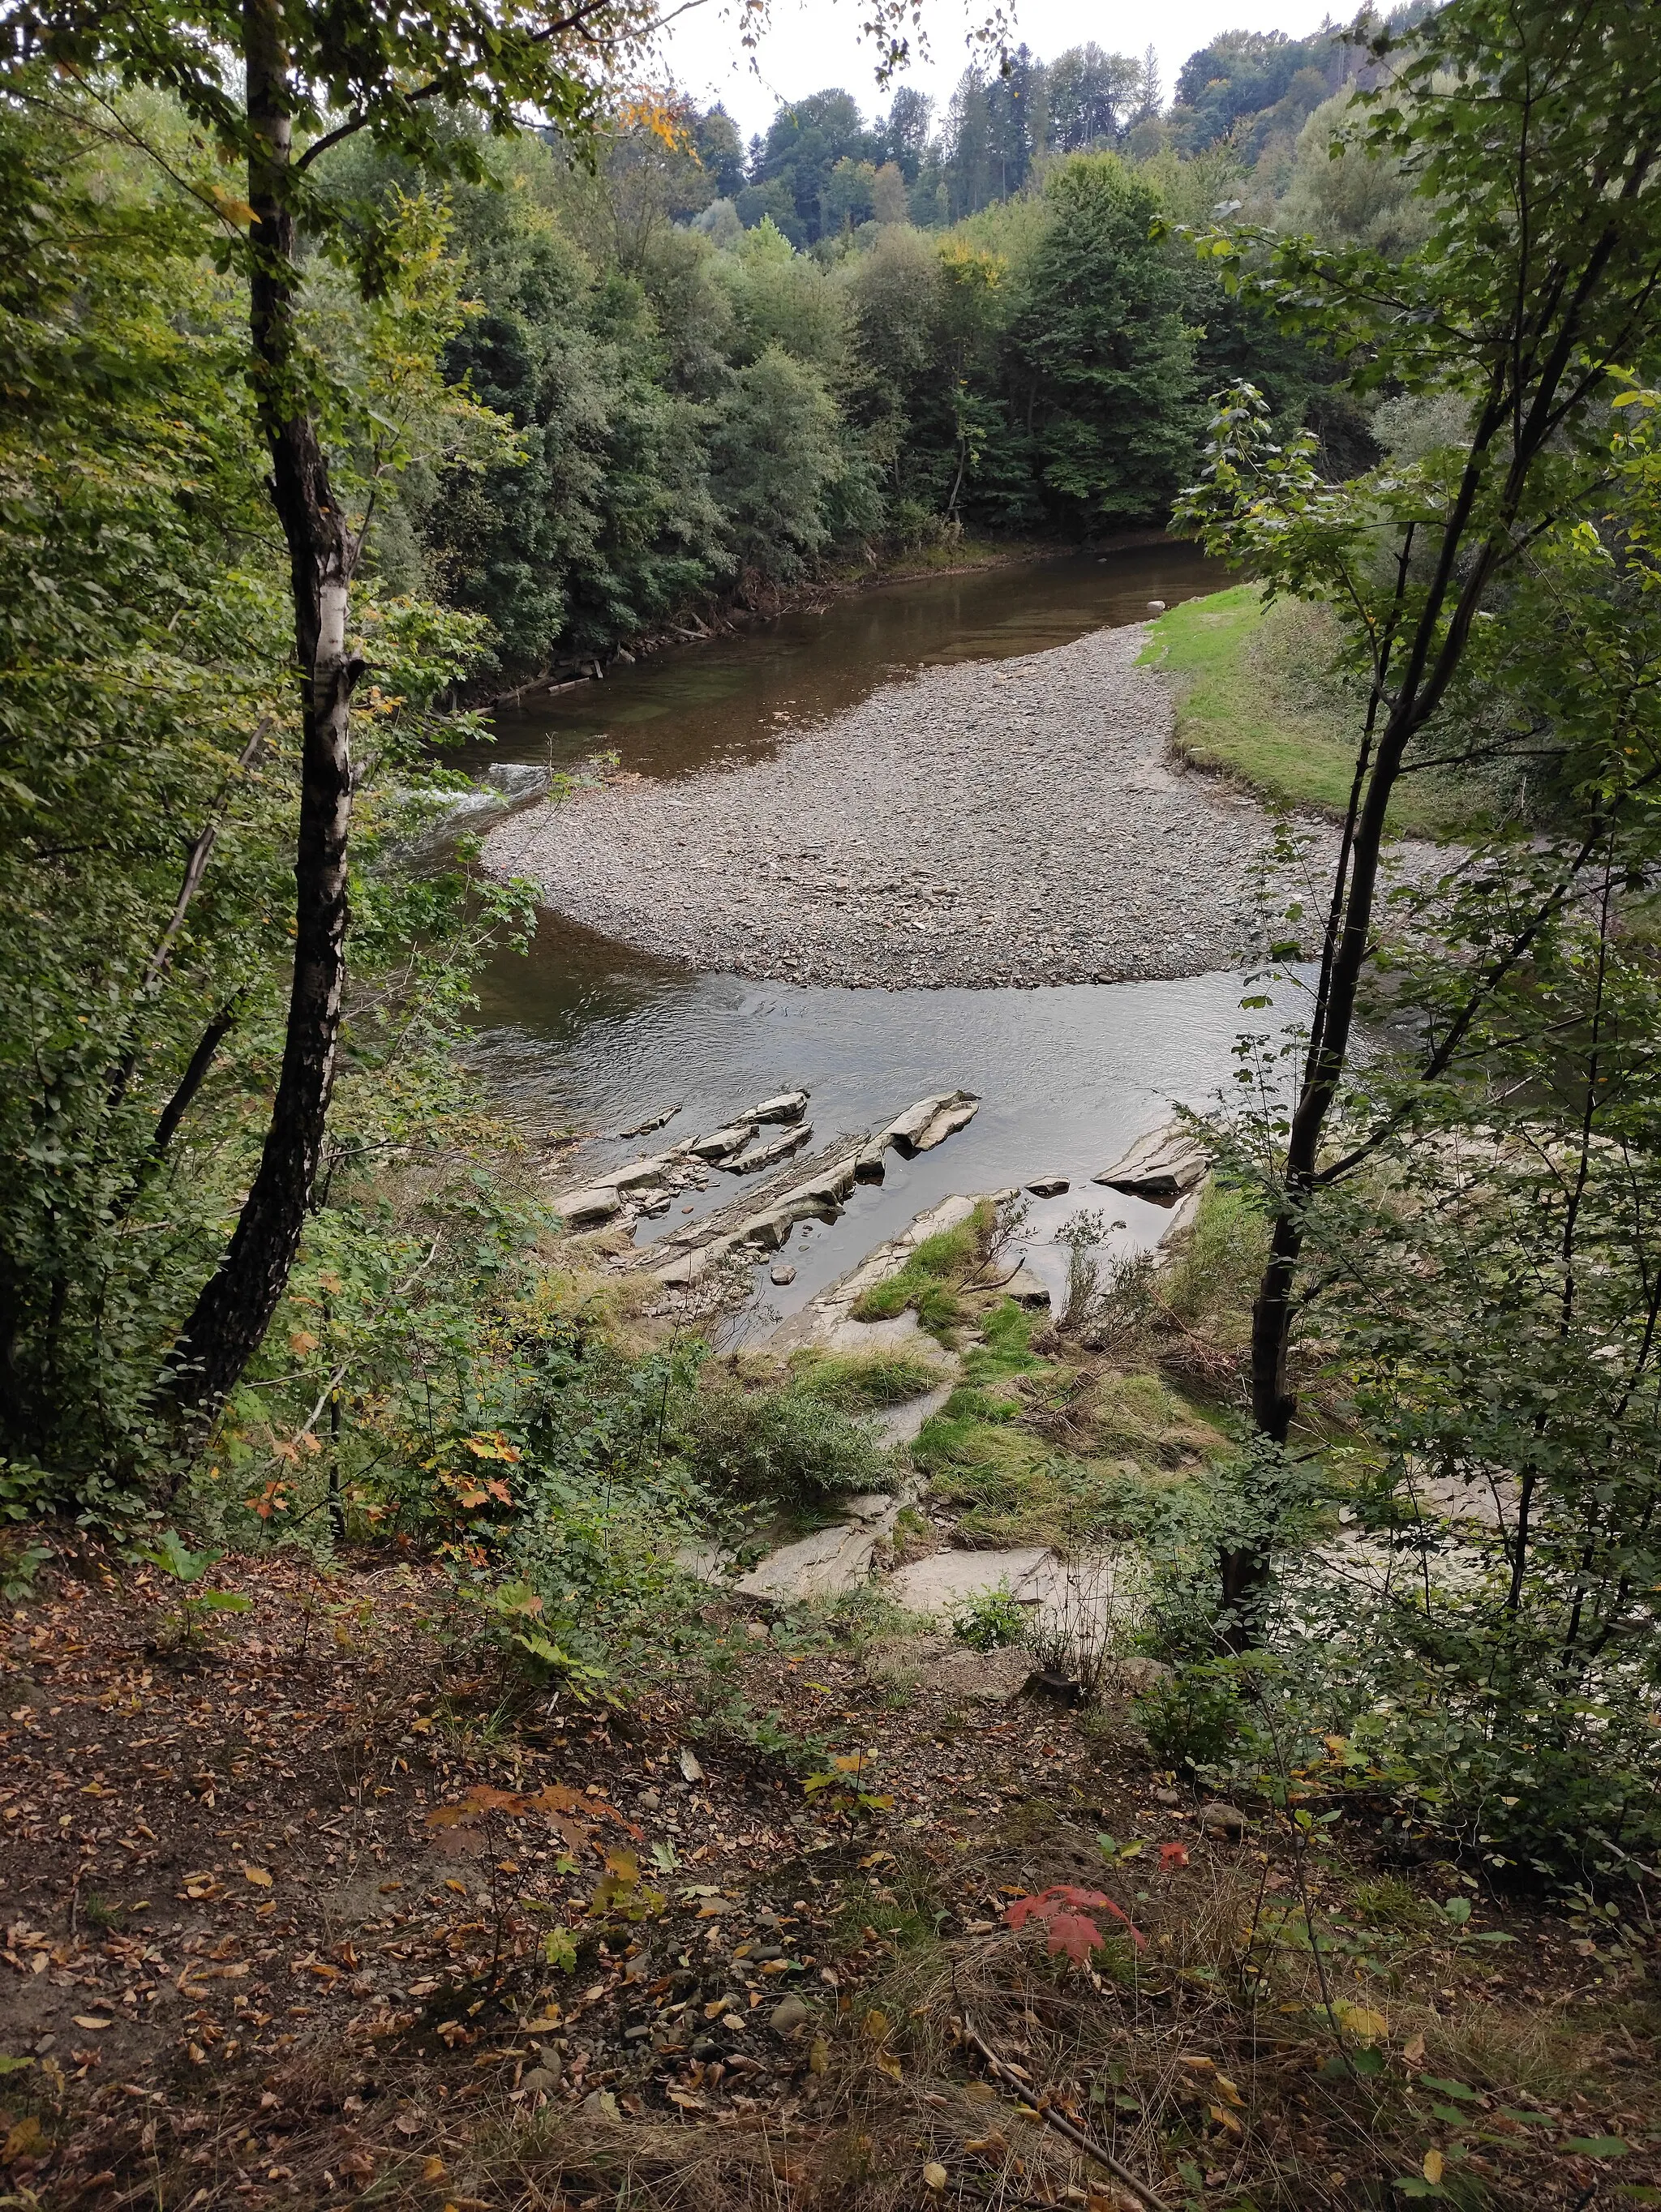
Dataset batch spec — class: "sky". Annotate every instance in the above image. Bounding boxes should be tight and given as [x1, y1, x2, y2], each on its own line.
[654, 0, 1333, 144]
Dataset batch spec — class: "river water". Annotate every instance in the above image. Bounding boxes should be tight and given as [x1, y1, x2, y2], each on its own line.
[467, 541, 1299, 1318]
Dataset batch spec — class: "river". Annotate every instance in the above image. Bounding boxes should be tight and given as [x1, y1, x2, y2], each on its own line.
[466, 541, 1298, 1321]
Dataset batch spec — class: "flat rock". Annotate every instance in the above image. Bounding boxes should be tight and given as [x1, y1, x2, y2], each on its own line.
[1094, 1121, 1210, 1202]
[733, 1515, 890, 1603]
[1026, 1177, 1069, 1197]
[769, 1192, 998, 1355]
[769, 1995, 810, 2034]
[997, 1262, 1052, 1310]
[551, 1183, 624, 1227]
[887, 1549, 1050, 1614]
[729, 1123, 813, 1175]
[870, 1380, 954, 1446]
[689, 1119, 758, 1161]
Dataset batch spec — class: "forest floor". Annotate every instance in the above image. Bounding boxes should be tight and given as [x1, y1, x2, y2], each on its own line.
[2, 1541, 1655, 2212]
[484, 624, 1417, 991]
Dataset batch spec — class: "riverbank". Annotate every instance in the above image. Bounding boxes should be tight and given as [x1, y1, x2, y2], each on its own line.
[1144, 587, 1479, 838]
[483, 620, 1418, 989]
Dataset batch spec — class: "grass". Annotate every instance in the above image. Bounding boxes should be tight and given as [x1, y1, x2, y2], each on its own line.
[848, 1205, 994, 1342]
[790, 1348, 945, 1409]
[908, 1299, 1226, 1545]
[1140, 585, 1473, 838]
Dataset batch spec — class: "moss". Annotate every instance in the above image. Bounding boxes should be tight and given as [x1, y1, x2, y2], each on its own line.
[1139, 585, 1473, 838]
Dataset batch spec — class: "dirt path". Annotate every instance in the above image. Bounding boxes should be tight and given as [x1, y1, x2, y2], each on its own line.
[485, 626, 1323, 989]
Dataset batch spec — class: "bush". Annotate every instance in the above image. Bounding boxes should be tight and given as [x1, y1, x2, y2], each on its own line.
[680, 1374, 893, 1509]
[1135, 1660, 1247, 1772]
[951, 1584, 1028, 1651]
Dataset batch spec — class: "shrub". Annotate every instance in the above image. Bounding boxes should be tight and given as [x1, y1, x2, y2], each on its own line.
[951, 1584, 1028, 1650]
[1135, 1660, 1247, 1772]
[680, 1374, 893, 1508]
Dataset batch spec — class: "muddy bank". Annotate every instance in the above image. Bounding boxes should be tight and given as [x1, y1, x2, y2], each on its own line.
[483, 623, 1388, 988]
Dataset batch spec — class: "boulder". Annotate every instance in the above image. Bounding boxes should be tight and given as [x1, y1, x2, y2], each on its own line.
[749, 1091, 809, 1124]
[855, 1091, 980, 1179]
[998, 1263, 1052, 1310]
[1094, 1121, 1210, 1202]
[485, 761, 551, 799]
[1026, 1177, 1070, 1197]
[887, 1090, 981, 1155]
[1200, 1801, 1249, 1842]
[689, 1120, 759, 1161]
[769, 1262, 796, 1286]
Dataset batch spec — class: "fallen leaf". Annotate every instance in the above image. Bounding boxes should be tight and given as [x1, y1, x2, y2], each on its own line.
[1403, 2034, 1427, 2064]
[422, 2156, 448, 2181]
[72, 2015, 112, 2030]
[3, 2116, 49, 2163]
[241, 1865, 273, 1888]
[923, 2161, 947, 2191]
[1423, 2148, 1445, 2184]
[679, 1748, 704, 1783]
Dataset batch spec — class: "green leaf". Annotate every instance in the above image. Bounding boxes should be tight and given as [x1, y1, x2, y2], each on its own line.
[1563, 2137, 1629, 2158]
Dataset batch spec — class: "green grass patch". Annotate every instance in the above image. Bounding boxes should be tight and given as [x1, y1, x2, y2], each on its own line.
[1140, 585, 1470, 838]
[909, 1299, 1230, 1544]
[848, 1205, 994, 1342]
[791, 1348, 946, 1410]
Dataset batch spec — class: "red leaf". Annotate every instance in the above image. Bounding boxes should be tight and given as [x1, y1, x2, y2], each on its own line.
[1003, 1884, 1145, 1959]
[1159, 1841, 1190, 1870]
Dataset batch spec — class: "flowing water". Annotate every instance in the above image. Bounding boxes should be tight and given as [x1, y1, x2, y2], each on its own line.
[467, 540, 1297, 1321]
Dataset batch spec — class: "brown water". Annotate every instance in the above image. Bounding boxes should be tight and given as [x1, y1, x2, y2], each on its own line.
[475, 538, 1227, 782]
[467, 539, 1292, 1325]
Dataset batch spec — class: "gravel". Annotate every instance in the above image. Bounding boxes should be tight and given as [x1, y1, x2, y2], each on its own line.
[483, 624, 1383, 988]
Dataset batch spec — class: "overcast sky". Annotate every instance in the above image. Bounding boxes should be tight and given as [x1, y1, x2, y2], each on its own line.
[654, 0, 1332, 144]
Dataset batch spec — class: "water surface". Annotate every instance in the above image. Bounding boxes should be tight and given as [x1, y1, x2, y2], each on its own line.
[477, 539, 1227, 783]
[469, 539, 1287, 1320]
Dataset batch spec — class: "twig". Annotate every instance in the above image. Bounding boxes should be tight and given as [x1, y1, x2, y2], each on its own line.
[957, 2008, 1172, 2212]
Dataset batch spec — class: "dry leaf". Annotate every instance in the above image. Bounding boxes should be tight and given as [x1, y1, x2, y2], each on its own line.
[422, 2156, 448, 2182]
[72, 2015, 112, 2030]
[1403, 2034, 1427, 2064]
[1423, 2148, 1445, 2184]
[241, 1865, 273, 1888]
[679, 1748, 704, 1782]
[923, 2161, 947, 2191]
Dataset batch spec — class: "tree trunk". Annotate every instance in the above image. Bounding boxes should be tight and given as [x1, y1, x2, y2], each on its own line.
[165, 0, 359, 1418]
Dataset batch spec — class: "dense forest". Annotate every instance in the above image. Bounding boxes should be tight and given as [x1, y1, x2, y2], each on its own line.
[346, 15, 1431, 687]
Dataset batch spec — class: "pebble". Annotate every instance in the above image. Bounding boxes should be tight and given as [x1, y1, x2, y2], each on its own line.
[769, 1262, 796, 1285]
[487, 626, 1435, 989]
[769, 1994, 810, 2035]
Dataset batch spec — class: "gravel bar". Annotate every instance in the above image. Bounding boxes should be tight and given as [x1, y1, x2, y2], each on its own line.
[484, 624, 1369, 988]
